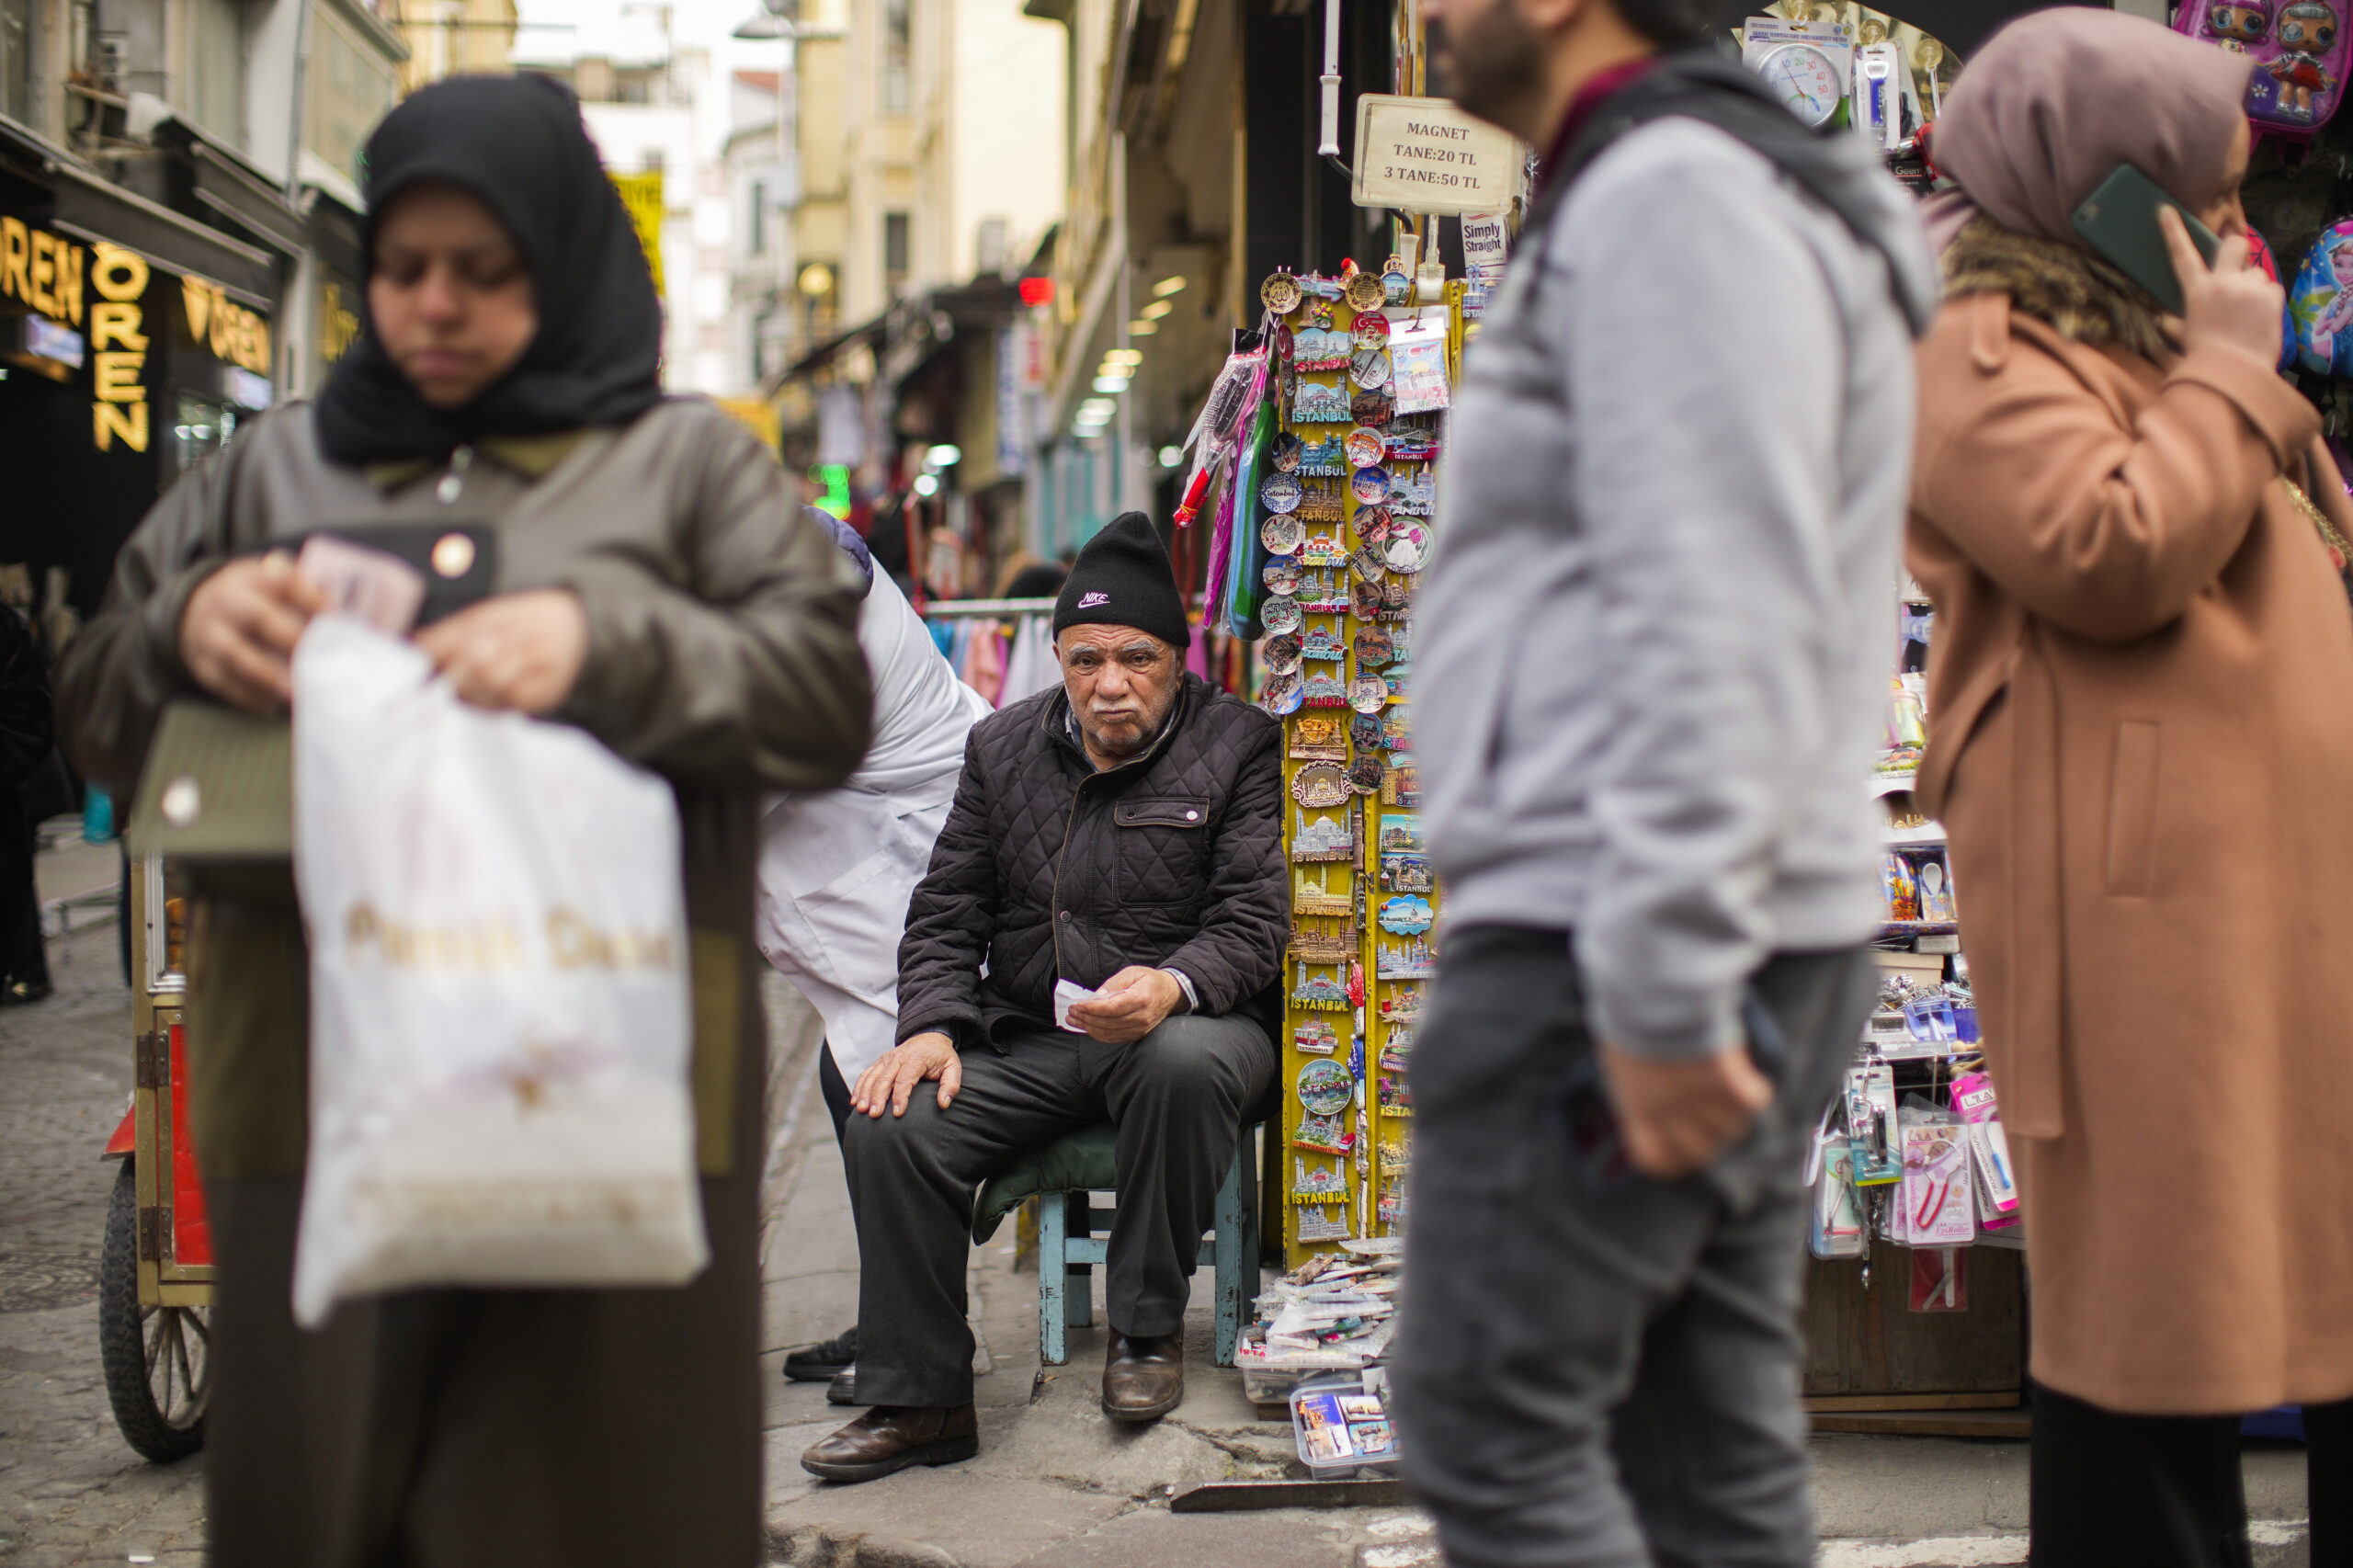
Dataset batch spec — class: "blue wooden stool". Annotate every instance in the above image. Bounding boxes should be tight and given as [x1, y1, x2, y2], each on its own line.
[972, 1121, 1261, 1369]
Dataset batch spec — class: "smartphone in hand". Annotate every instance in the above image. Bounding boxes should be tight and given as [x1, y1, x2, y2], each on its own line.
[2071, 162, 2221, 317]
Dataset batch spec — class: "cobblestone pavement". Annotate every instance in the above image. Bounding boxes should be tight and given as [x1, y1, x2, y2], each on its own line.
[0, 882, 207, 1568]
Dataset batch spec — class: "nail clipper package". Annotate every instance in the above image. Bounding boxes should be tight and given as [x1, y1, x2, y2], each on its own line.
[1893, 1102, 1976, 1248]
[1949, 1069, 2020, 1227]
[1844, 1062, 1901, 1186]
[1809, 1125, 1868, 1260]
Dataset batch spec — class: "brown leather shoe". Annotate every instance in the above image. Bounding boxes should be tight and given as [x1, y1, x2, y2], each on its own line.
[1102, 1330, 1184, 1423]
[800, 1403, 978, 1483]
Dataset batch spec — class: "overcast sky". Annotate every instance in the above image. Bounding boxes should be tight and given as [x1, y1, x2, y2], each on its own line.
[514, 0, 795, 155]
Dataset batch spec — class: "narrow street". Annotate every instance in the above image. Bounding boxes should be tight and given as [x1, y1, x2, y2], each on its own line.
[0, 838, 204, 1566]
[0, 836, 2319, 1567]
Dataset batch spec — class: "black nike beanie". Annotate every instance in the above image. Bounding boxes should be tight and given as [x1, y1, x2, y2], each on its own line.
[1051, 511, 1191, 648]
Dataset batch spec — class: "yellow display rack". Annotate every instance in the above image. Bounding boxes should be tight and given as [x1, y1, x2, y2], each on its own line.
[1268, 279, 1466, 1267]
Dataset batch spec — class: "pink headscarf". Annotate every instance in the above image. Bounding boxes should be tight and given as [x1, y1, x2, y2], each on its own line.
[1925, 8, 2253, 252]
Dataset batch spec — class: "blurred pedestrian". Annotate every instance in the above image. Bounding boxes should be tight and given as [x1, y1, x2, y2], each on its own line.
[1397, 0, 1934, 1563]
[761, 507, 992, 1407]
[57, 74, 870, 1568]
[1908, 13, 2353, 1563]
[0, 604, 54, 1005]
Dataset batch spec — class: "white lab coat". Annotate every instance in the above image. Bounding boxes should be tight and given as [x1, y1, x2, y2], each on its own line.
[755, 573, 993, 1082]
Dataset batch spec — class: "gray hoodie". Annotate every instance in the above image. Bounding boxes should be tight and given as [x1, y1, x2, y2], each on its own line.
[1415, 115, 1932, 1059]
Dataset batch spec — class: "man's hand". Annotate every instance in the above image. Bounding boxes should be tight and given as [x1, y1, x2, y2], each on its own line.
[853, 1031, 963, 1118]
[1066, 966, 1182, 1044]
[1598, 1040, 1775, 1179]
[414, 589, 588, 714]
[178, 551, 326, 714]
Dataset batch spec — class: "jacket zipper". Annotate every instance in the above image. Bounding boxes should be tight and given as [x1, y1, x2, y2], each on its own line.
[1045, 683, 1192, 983]
[1049, 776, 1084, 981]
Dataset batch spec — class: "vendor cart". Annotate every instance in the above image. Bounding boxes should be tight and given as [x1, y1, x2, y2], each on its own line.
[97, 856, 210, 1461]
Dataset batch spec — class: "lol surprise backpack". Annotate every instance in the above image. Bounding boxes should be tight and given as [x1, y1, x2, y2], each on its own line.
[2177, 0, 2350, 142]
[2291, 218, 2353, 376]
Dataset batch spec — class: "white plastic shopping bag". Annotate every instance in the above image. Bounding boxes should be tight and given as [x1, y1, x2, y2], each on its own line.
[289, 615, 707, 1328]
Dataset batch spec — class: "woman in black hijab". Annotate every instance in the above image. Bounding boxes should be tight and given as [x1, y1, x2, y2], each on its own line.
[58, 75, 870, 1568]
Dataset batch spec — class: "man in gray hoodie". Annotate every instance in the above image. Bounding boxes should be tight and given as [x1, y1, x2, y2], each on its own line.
[1395, 0, 1936, 1563]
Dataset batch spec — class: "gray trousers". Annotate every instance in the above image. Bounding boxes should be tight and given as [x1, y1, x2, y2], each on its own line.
[1392, 925, 1875, 1568]
[843, 1013, 1275, 1408]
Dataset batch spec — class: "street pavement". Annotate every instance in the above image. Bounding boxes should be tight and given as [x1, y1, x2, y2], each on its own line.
[0, 835, 2320, 1567]
[0, 840, 204, 1568]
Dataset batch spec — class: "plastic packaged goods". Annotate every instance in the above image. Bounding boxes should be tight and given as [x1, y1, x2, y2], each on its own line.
[1290, 1369, 1401, 1474]
[288, 617, 705, 1328]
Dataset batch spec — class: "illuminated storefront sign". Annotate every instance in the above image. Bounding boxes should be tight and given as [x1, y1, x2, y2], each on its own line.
[90, 244, 151, 453]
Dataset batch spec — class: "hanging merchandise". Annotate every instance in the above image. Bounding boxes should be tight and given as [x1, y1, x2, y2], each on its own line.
[1226, 257, 1466, 1268]
[2175, 0, 2349, 140]
[1221, 385, 1286, 639]
[2291, 216, 2353, 376]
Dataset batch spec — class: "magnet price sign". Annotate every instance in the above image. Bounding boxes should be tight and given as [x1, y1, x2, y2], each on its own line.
[1351, 95, 1524, 216]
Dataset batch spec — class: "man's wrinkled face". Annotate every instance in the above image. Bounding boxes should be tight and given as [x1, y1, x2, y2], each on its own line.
[1059, 625, 1180, 765]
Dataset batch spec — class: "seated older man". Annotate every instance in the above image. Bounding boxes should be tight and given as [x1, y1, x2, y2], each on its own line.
[801, 512, 1284, 1484]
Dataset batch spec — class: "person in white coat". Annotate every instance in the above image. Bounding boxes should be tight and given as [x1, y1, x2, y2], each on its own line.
[759, 509, 991, 1403]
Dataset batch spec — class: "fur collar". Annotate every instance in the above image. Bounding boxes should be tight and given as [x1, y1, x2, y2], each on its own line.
[1941, 213, 2172, 361]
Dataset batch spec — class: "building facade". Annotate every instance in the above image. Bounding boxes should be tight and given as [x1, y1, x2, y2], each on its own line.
[772, 0, 1065, 595]
[375, 0, 518, 94]
[516, 8, 735, 395]
[0, 0, 405, 629]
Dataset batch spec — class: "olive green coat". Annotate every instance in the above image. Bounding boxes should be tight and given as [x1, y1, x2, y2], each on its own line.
[58, 397, 870, 1567]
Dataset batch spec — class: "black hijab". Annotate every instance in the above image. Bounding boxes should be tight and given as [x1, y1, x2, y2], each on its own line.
[313, 74, 665, 465]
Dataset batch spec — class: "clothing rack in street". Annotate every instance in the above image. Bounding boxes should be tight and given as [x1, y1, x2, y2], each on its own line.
[919, 597, 1059, 619]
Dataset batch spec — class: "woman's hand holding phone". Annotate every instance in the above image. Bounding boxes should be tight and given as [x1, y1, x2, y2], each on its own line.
[2160, 205, 2287, 369]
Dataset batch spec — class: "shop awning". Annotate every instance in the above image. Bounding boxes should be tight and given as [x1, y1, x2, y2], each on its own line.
[51, 164, 277, 305]
[0, 113, 279, 304]
[187, 140, 307, 258]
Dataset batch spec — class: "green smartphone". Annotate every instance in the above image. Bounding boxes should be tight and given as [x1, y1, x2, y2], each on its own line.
[2070, 162, 2222, 317]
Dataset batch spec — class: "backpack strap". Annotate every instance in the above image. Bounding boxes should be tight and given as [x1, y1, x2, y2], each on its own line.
[1528, 47, 1937, 334]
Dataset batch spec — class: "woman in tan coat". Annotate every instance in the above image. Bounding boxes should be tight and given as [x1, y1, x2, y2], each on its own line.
[1910, 13, 2353, 1564]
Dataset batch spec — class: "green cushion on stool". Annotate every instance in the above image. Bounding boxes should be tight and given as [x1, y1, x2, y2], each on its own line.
[972, 1121, 1120, 1244]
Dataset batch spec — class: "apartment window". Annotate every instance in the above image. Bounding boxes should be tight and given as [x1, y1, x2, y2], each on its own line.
[189, 0, 244, 146]
[749, 180, 767, 256]
[882, 0, 910, 115]
[305, 7, 398, 178]
[0, 0, 30, 123]
[883, 210, 909, 294]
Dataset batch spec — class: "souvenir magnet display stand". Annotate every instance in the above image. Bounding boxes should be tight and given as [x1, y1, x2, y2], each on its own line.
[1247, 259, 1461, 1268]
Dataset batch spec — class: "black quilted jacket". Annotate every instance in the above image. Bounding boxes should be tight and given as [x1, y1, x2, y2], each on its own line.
[895, 672, 1287, 1048]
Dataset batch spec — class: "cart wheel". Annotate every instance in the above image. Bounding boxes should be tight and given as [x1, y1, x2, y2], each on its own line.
[98, 1160, 209, 1462]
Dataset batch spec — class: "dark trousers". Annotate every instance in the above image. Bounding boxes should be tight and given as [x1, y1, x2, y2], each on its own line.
[2030, 1383, 2353, 1567]
[1392, 925, 1875, 1568]
[0, 794, 45, 989]
[819, 1042, 852, 1145]
[842, 1014, 1275, 1408]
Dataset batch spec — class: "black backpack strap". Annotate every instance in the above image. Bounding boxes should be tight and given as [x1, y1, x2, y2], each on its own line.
[1525, 47, 1936, 333]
